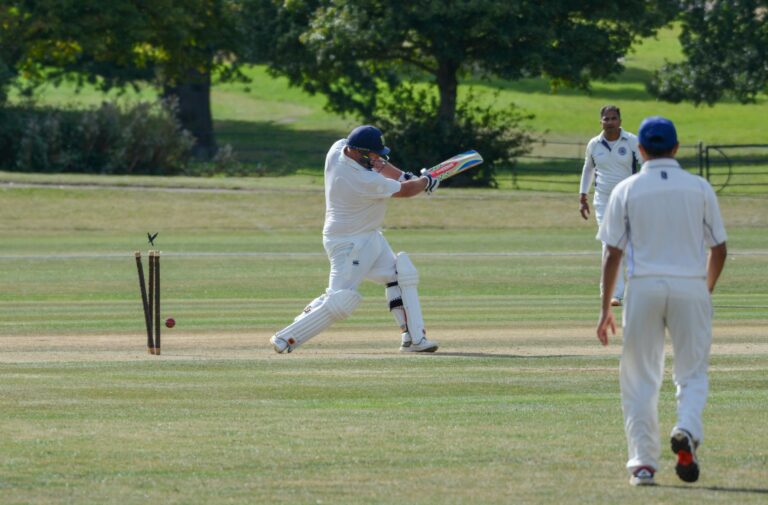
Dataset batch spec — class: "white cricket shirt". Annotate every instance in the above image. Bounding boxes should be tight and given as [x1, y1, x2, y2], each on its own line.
[322, 139, 401, 237]
[597, 159, 727, 278]
[580, 129, 642, 198]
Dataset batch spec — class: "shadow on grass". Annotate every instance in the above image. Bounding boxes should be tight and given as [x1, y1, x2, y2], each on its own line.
[660, 484, 768, 494]
[466, 67, 656, 102]
[471, 66, 765, 106]
[434, 352, 581, 359]
[214, 119, 343, 175]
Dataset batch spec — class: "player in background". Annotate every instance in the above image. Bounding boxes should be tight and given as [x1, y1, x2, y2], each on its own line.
[596, 116, 727, 486]
[270, 125, 440, 354]
[579, 105, 643, 306]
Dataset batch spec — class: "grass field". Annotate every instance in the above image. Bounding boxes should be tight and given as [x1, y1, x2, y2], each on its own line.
[2, 22, 767, 504]
[1, 180, 767, 504]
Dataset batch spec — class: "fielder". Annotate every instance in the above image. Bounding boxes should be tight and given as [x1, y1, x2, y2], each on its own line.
[270, 125, 440, 354]
[579, 105, 643, 306]
[596, 116, 727, 486]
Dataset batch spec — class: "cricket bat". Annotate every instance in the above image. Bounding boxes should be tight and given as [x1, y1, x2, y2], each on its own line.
[423, 150, 484, 181]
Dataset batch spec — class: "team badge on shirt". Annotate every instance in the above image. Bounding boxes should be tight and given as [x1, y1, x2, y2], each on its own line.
[618, 146, 627, 156]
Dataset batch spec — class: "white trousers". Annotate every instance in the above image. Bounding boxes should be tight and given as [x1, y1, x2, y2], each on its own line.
[324, 230, 397, 293]
[620, 276, 712, 471]
[595, 196, 630, 299]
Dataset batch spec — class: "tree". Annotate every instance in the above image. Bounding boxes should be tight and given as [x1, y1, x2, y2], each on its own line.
[245, 0, 678, 123]
[0, 2, 44, 103]
[1, 0, 245, 159]
[649, 1, 768, 105]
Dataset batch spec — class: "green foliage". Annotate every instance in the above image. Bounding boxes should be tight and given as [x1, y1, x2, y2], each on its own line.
[0, 100, 194, 174]
[649, 1, 768, 105]
[180, 143, 253, 177]
[2, 0, 246, 93]
[243, 0, 676, 183]
[0, 3, 27, 104]
[246, 0, 677, 121]
[0, 0, 248, 156]
[372, 86, 533, 187]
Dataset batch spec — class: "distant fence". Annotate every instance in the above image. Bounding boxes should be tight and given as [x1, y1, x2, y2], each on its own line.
[212, 124, 768, 193]
[503, 141, 768, 193]
[703, 144, 768, 192]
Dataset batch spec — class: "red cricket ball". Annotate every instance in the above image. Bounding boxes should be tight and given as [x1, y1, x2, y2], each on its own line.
[165, 317, 176, 328]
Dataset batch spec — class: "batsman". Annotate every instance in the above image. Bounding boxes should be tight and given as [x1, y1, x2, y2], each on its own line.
[270, 125, 441, 354]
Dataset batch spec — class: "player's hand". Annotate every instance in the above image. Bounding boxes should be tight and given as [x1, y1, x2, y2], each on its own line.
[579, 200, 590, 220]
[596, 309, 616, 346]
[420, 169, 439, 194]
[399, 171, 417, 181]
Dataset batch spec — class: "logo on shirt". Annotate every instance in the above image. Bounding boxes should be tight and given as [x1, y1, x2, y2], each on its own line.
[618, 146, 627, 156]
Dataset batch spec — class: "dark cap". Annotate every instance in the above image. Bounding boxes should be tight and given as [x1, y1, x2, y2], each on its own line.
[347, 125, 390, 157]
[638, 116, 678, 152]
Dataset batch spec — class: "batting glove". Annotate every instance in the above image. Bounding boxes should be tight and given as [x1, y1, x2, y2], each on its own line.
[398, 171, 418, 182]
[420, 169, 439, 195]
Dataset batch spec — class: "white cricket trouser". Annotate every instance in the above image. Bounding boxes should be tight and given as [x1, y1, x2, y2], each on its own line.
[620, 276, 712, 471]
[595, 196, 630, 299]
[324, 230, 397, 293]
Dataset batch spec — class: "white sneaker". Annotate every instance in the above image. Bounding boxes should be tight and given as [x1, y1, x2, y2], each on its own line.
[270, 335, 293, 354]
[629, 466, 656, 486]
[401, 336, 438, 353]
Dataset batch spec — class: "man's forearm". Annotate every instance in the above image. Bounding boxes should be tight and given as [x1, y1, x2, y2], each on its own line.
[707, 242, 727, 293]
[373, 159, 403, 180]
[393, 177, 429, 198]
[601, 246, 623, 310]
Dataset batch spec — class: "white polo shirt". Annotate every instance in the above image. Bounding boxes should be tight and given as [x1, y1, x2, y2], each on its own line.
[322, 139, 401, 238]
[597, 158, 727, 278]
[580, 129, 642, 199]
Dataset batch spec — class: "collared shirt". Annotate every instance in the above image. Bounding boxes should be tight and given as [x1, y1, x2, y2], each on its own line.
[323, 139, 401, 237]
[597, 158, 727, 278]
[579, 129, 642, 198]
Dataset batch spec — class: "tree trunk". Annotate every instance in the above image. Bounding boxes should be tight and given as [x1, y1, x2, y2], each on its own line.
[436, 60, 459, 124]
[162, 67, 217, 160]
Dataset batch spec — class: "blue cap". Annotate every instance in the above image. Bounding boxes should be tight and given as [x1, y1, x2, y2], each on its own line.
[347, 125, 390, 157]
[638, 116, 678, 152]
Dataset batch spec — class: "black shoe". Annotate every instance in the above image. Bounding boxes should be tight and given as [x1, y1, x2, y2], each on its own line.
[671, 428, 700, 483]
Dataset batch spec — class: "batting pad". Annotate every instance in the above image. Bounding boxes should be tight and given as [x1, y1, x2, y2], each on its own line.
[386, 281, 407, 332]
[294, 294, 326, 322]
[275, 289, 361, 350]
[395, 252, 426, 341]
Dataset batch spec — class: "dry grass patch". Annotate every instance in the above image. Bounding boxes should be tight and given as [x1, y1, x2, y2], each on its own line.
[2, 322, 765, 363]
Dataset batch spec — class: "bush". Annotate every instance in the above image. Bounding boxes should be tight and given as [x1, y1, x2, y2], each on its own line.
[369, 86, 533, 187]
[0, 99, 195, 174]
[179, 143, 252, 177]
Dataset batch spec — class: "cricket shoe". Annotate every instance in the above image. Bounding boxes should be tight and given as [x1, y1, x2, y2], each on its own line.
[399, 331, 412, 351]
[629, 466, 656, 486]
[400, 335, 438, 353]
[270, 335, 294, 354]
[611, 297, 623, 307]
[670, 428, 700, 483]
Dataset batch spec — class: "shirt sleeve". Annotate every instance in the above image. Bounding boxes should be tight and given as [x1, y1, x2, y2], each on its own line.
[579, 140, 596, 195]
[701, 179, 728, 246]
[596, 182, 629, 250]
[354, 171, 402, 199]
